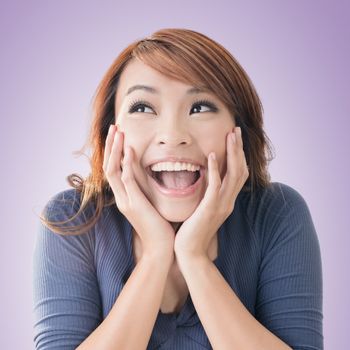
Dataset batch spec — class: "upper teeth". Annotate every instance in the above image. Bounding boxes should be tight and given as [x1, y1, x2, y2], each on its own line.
[151, 162, 200, 172]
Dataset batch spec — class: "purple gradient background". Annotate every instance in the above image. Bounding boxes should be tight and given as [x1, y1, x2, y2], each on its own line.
[1, 0, 348, 348]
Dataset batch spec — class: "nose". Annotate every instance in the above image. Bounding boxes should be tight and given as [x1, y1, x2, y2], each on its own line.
[154, 118, 192, 147]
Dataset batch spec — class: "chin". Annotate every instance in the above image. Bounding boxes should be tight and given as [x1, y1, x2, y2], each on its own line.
[154, 199, 198, 223]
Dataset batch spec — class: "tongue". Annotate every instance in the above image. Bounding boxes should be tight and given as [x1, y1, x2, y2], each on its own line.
[159, 171, 197, 189]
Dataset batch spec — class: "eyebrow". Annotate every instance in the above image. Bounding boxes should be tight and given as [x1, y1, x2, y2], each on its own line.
[126, 84, 208, 96]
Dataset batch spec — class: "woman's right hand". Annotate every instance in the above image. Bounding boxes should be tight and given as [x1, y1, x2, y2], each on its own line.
[103, 124, 175, 261]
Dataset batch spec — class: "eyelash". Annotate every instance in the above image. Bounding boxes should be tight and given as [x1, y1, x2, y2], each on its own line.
[127, 98, 219, 114]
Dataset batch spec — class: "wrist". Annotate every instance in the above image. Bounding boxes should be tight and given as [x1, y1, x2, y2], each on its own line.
[142, 248, 174, 266]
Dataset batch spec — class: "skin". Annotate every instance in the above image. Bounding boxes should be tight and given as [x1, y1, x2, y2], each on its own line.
[106, 57, 249, 314]
[114, 57, 237, 230]
[94, 58, 292, 349]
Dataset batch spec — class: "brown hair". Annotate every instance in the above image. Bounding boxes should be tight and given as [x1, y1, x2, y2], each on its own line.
[39, 28, 275, 235]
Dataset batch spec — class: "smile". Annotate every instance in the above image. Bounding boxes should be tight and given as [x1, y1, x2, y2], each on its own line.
[146, 165, 205, 197]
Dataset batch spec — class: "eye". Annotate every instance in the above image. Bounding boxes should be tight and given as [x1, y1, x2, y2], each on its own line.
[127, 98, 219, 115]
[128, 99, 155, 114]
[190, 99, 218, 114]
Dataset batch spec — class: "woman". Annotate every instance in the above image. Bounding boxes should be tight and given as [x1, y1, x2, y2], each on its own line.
[33, 28, 323, 349]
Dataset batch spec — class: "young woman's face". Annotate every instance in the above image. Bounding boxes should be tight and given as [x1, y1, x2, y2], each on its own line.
[114, 58, 235, 223]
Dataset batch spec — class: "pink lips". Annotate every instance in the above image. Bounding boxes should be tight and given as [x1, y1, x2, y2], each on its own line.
[148, 168, 205, 197]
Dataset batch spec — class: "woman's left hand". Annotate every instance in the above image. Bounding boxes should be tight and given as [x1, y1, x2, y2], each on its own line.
[174, 126, 249, 260]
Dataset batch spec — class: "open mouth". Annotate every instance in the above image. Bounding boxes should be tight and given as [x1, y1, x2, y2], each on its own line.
[146, 167, 202, 190]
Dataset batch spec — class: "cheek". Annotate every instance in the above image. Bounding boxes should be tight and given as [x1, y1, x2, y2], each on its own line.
[120, 125, 146, 156]
[119, 137, 146, 177]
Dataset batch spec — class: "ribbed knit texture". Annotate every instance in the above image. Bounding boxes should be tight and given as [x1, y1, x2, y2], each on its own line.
[32, 182, 323, 349]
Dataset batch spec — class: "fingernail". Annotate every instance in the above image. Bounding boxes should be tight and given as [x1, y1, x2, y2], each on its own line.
[210, 152, 216, 161]
[231, 132, 236, 143]
[108, 125, 114, 134]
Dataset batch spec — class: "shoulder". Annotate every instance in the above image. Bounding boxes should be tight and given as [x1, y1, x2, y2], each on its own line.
[39, 187, 127, 245]
[42, 188, 83, 220]
[239, 181, 317, 252]
[41, 187, 99, 232]
[267, 181, 308, 206]
[35, 188, 100, 269]
[241, 181, 310, 217]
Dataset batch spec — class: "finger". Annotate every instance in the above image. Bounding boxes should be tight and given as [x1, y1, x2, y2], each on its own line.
[236, 126, 243, 149]
[107, 130, 127, 198]
[220, 132, 237, 195]
[103, 124, 116, 171]
[236, 127, 249, 175]
[121, 146, 150, 206]
[233, 127, 247, 171]
[108, 130, 123, 174]
[203, 152, 221, 203]
[221, 129, 248, 206]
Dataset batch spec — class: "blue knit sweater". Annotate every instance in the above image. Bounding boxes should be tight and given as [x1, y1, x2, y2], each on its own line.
[32, 182, 323, 349]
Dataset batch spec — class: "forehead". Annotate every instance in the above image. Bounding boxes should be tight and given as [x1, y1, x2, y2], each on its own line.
[116, 58, 197, 100]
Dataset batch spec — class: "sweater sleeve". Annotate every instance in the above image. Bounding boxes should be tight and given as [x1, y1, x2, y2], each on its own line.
[254, 183, 323, 350]
[32, 190, 102, 350]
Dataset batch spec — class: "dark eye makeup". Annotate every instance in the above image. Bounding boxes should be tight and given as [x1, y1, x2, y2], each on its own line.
[127, 98, 219, 114]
